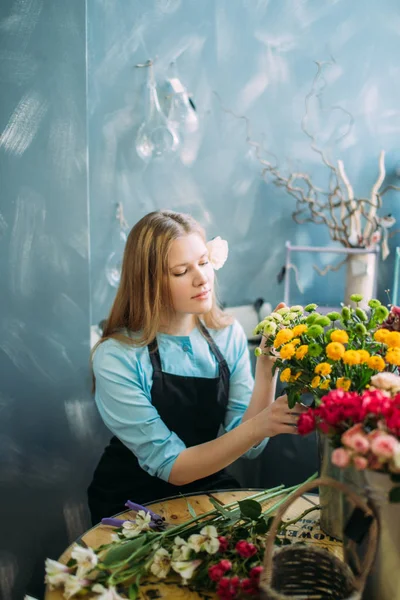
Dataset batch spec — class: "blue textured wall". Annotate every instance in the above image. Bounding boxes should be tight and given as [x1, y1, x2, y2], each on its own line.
[88, 0, 400, 325]
[0, 2, 100, 598]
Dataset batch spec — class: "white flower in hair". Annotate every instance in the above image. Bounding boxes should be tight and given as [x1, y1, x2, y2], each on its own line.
[206, 236, 228, 270]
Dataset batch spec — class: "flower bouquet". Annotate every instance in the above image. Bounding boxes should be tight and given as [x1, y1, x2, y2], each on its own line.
[45, 476, 318, 600]
[254, 295, 397, 408]
[297, 374, 400, 502]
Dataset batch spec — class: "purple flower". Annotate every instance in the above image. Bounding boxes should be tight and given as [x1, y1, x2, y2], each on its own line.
[101, 517, 126, 528]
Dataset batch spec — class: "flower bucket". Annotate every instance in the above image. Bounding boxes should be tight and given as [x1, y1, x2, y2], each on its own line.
[344, 470, 400, 600]
[259, 476, 379, 600]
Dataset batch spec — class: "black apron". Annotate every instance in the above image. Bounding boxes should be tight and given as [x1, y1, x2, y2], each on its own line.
[87, 323, 240, 525]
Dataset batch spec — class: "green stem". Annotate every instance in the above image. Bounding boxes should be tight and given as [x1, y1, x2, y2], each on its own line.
[278, 504, 321, 532]
[261, 472, 318, 518]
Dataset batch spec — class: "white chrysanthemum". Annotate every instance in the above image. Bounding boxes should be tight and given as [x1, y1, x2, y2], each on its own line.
[206, 237, 228, 270]
[171, 559, 202, 584]
[188, 525, 219, 554]
[44, 559, 70, 588]
[268, 312, 283, 323]
[150, 548, 171, 579]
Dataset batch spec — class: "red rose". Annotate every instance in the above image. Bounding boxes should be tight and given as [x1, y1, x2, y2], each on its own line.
[249, 566, 263, 580]
[218, 536, 230, 552]
[235, 540, 258, 558]
[217, 575, 240, 600]
[297, 410, 315, 435]
[240, 577, 258, 595]
[208, 559, 232, 582]
[208, 565, 225, 582]
[219, 560, 232, 572]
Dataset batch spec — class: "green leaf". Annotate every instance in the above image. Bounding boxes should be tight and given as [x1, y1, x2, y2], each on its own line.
[238, 499, 262, 520]
[287, 388, 300, 409]
[185, 499, 197, 518]
[103, 536, 147, 566]
[208, 497, 235, 521]
[254, 517, 271, 534]
[389, 486, 400, 503]
[128, 583, 139, 600]
[234, 526, 250, 540]
[390, 473, 400, 483]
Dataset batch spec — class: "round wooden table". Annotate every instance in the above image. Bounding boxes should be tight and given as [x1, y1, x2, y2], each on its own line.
[45, 489, 341, 599]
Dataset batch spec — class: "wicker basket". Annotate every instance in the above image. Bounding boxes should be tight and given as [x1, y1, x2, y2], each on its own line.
[259, 476, 379, 600]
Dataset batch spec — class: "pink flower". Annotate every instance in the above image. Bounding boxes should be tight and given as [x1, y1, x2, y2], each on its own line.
[370, 432, 400, 459]
[352, 455, 369, 470]
[235, 540, 258, 558]
[331, 447, 351, 468]
[342, 424, 370, 454]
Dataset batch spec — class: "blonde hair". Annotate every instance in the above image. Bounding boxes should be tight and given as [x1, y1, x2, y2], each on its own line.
[96, 210, 232, 353]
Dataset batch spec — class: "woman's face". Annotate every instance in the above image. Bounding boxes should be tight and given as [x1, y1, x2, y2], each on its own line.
[167, 233, 214, 316]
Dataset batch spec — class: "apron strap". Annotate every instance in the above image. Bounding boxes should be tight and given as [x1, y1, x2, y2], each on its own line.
[197, 320, 230, 377]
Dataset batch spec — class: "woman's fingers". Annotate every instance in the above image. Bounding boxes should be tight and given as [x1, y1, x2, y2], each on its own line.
[277, 424, 299, 435]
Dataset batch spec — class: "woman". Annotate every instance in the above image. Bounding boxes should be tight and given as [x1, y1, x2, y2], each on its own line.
[87, 210, 304, 524]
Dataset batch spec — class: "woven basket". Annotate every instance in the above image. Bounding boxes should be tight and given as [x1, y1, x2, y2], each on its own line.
[259, 476, 378, 600]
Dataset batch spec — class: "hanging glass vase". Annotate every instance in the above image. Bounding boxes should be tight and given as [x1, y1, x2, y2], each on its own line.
[105, 204, 128, 288]
[135, 60, 179, 161]
[167, 61, 198, 136]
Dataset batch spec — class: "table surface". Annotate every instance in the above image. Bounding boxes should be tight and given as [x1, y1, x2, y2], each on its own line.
[45, 489, 342, 600]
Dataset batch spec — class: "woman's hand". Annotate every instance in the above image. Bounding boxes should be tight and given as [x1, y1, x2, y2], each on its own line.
[259, 394, 307, 437]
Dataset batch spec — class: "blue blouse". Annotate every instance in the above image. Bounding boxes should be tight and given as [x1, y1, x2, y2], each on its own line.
[93, 320, 269, 483]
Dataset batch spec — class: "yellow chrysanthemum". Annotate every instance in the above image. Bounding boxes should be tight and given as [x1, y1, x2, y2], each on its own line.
[292, 324, 308, 337]
[358, 349, 370, 363]
[330, 330, 349, 344]
[315, 362, 332, 376]
[280, 343, 296, 359]
[295, 345, 308, 360]
[291, 338, 301, 346]
[366, 355, 385, 371]
[336, 377, 351, 391]
[273, 329, 294, 348]
[343, 350, 361, 366]
[292, 371, 302, 381]
[386, 331, 400, 349]
[280, 368, 291, 382]
[311, 375, 321, 388]
[386, 348, 400, 366]
[374, 329, 390, 343]
[326, 342, 346, 361]
[320, 379, 331, 390]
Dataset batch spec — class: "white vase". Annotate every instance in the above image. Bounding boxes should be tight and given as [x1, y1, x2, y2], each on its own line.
[344, 253, 377, 307]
